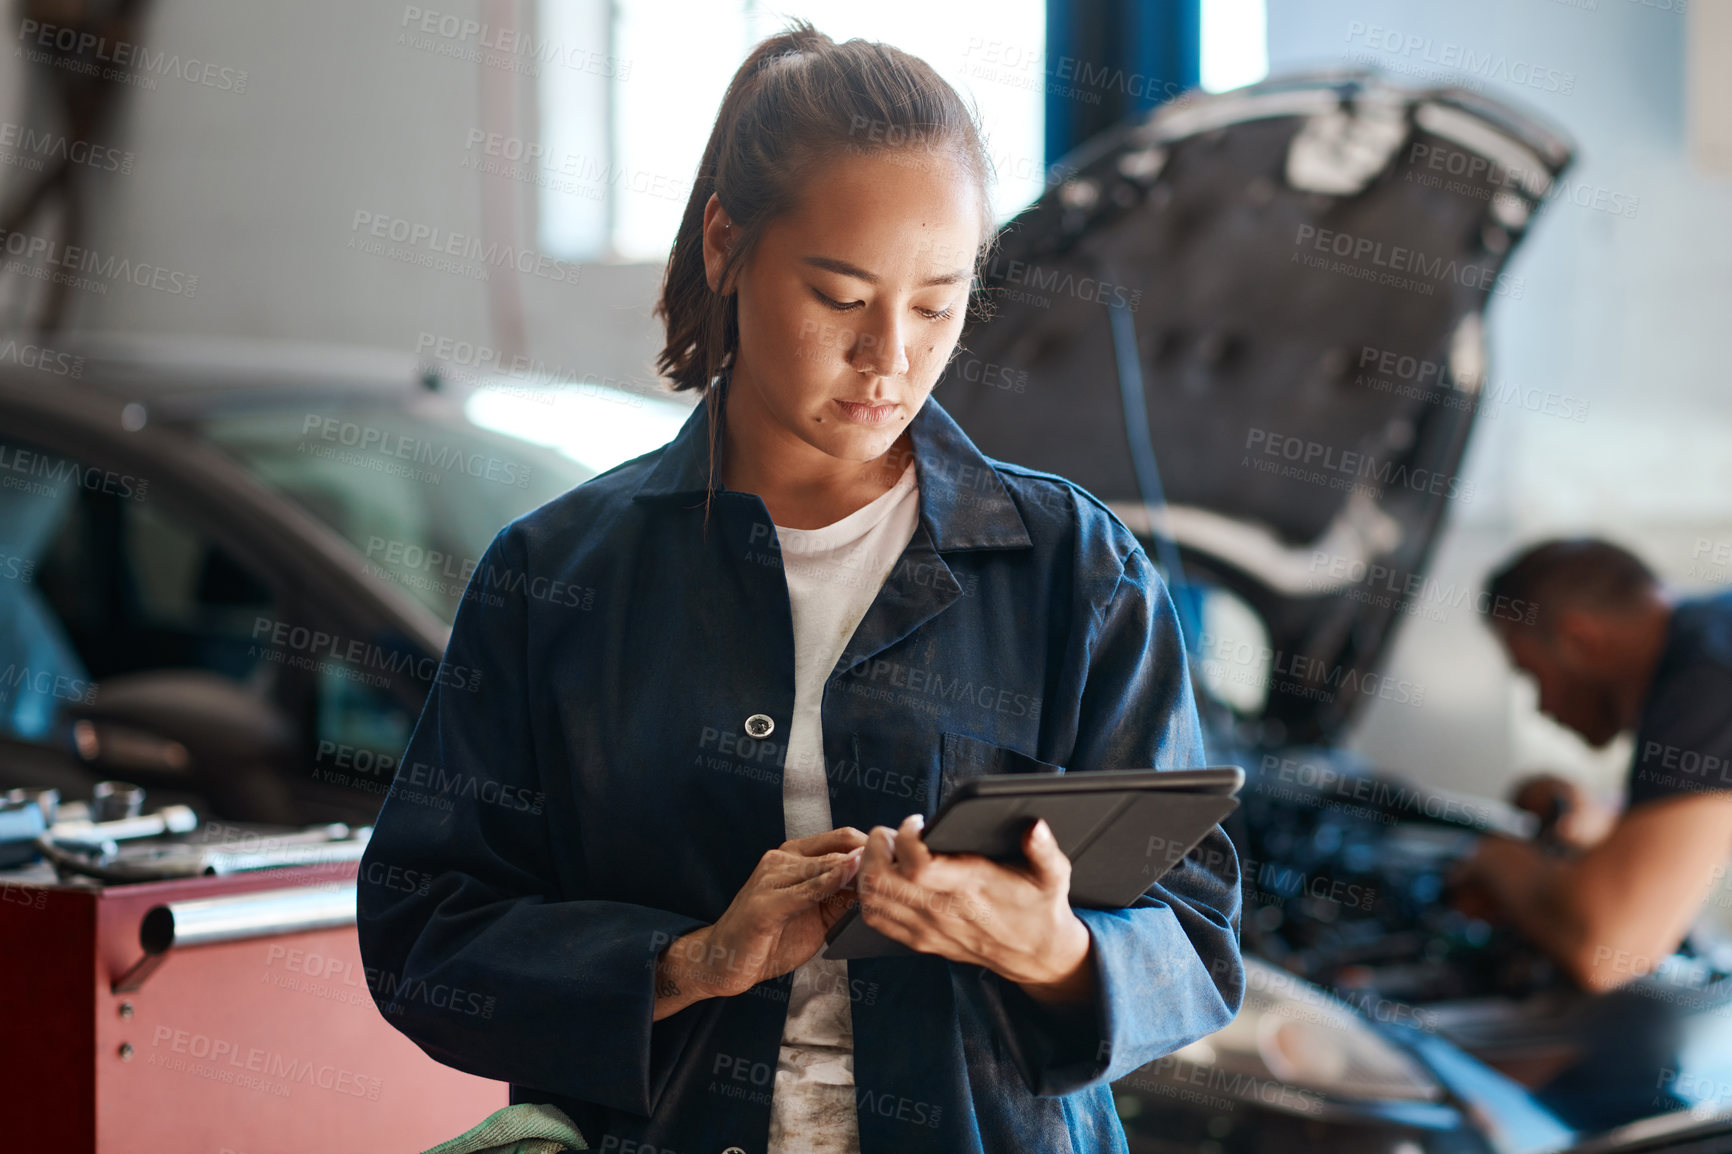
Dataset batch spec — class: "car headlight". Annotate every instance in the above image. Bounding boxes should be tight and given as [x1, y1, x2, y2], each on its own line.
[1164, 957, 1444, 1104]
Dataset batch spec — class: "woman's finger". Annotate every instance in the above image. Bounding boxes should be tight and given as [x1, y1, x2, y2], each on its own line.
[857, 876, 929, 944]
[898, 850, 990, 893]
[771, 848, 862, 891]
[795, 856, 859, 903]
[1020, 819, 1071, 892]
[785, 827, 870, 856]
[892, 812, 935, 877]
[860, 825, 898, 879]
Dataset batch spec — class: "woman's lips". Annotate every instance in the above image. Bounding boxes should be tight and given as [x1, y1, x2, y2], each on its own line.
[833, 399, 898, 426]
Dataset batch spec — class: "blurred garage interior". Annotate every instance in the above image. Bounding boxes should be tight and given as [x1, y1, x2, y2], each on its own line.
[1, 0, 1730, 1152]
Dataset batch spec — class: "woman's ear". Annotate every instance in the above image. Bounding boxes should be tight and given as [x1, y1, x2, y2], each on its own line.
[701, 193, 736, 294]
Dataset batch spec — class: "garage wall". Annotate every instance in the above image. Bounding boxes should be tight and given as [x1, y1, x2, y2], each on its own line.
[6, 0, 665, 391]
[14, 0, 1730, 801]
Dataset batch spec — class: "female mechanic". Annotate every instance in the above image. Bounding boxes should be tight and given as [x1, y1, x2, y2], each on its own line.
[359, 21, 1243, 1154]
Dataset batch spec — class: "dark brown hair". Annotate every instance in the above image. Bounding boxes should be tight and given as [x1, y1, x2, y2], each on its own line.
[652, 19, 998, 509]
[1483, 537, 1659, 636]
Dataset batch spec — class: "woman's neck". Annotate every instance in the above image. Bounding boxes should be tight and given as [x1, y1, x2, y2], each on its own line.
[718, 380, 914, 530]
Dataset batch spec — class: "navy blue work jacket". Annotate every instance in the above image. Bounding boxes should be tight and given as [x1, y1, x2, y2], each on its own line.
[357, 387, 1244, 1154]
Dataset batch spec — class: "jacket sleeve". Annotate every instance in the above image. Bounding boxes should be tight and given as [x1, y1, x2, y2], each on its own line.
[356, 523, 711, 1117]
[975, 540, 1245, 1096]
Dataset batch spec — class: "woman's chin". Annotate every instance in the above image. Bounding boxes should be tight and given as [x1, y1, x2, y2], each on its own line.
[806, 421, 902, 462]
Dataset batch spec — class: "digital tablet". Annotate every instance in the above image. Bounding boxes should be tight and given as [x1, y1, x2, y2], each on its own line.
[821, 766, 1244, 960]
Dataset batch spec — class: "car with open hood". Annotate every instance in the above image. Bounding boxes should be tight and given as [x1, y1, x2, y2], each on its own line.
[938, 70, 1732, 1153]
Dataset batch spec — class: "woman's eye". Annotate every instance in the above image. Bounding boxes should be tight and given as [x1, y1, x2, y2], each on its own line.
[813, 289, 863, 312]
[811, 289, 954, 321]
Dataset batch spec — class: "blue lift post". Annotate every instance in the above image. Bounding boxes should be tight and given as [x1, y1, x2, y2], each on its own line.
[1044, 0, 1200, 167]
[1043, 0, 1209, 661]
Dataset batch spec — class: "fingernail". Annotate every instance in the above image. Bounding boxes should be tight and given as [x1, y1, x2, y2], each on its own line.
[910, 813, 925, 828]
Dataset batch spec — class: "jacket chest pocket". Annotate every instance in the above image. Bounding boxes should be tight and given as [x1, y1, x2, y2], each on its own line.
[937, 732, 1064, 811]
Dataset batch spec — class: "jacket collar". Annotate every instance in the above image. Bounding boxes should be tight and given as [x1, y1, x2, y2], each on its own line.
[632, 380, 1032, 552]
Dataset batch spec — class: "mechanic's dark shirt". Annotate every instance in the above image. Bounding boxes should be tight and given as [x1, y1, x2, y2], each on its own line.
[1627, 591, 1732, 808]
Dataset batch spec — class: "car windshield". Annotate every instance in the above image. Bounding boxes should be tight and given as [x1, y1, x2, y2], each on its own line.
[201, 385, 684, 624]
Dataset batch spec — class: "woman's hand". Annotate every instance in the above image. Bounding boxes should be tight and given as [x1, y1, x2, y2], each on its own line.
[856, 814, 1096, 1007]
[654, 827, 866, 1018]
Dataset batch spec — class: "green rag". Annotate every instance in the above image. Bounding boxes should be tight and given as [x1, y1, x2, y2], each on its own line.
[416, 1102, 588, 1154]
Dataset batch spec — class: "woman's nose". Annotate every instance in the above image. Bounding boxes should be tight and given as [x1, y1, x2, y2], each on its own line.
[849, 311, 911, 378]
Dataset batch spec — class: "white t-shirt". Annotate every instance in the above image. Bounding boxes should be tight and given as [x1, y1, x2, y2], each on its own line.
[766, 459, 921, 1154]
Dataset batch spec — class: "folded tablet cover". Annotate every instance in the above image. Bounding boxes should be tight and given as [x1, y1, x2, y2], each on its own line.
[821, 769, 1241, 960]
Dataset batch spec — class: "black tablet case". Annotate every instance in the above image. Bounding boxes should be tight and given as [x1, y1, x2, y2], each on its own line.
[821, 768, 1242, 960]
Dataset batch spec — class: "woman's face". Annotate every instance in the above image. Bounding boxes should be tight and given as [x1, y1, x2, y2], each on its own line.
[705, 147, 984, 466]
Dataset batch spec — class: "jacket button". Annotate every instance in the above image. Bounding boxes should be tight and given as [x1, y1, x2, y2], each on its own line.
[744, 714, 774, 738]
[722, 1148, 747, 1154]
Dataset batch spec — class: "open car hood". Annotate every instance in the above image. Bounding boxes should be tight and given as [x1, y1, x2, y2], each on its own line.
[939, 72, 1573, 745]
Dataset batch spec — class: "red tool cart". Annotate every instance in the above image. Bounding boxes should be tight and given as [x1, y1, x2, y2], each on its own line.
[0, 858, 508, 1153]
